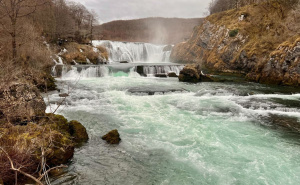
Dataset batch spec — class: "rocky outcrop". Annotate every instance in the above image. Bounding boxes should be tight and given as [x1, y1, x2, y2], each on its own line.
[170, 2, 300, 86]
[102, 129, 121, 144]
[178, 65, 213, 83]
[0, 83, 46, 125]
[247, 40, 300, 86]
[171, 21, 250, 74]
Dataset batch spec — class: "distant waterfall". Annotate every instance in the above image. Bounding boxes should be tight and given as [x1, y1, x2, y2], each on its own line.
[92, 40, 172, 63]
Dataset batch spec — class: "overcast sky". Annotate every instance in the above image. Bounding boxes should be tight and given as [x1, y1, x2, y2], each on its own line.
[71, 0, 211, 24]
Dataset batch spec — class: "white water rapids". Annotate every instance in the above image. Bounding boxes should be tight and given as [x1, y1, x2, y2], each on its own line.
[46, 41, 300, 185]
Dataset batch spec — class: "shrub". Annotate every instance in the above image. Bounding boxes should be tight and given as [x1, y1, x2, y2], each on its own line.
[229, 29, 239, 37]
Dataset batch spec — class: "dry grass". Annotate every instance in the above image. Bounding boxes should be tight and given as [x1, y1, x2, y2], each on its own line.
[206, 0, 300, 60]
[61, 42, 100, 64]
[0, 115, 74, 184]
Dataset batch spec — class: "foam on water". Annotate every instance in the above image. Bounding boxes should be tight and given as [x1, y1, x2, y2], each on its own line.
[45, 76, 300, 185]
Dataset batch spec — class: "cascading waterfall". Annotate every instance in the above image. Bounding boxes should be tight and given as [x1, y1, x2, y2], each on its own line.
[52, 40, 183, 78]
[92, 40, 172, 63]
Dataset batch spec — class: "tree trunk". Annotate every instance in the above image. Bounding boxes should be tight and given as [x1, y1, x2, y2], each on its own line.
[11, 19, 17, 60]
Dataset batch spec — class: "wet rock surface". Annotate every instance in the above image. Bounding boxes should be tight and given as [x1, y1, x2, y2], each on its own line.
[102, 129, 121, 144]
[178, 65, 213, 83]
[69, 120, 89, 144]
[128, 86, 187, 95]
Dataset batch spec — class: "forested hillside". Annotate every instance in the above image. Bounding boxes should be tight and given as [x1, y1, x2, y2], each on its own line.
[94, 17, 203, 44]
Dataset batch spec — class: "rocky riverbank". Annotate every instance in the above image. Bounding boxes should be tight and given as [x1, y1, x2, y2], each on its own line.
[0, 83, 88, 184]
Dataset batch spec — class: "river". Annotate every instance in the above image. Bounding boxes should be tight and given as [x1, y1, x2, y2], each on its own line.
[47, 41, 300, 185]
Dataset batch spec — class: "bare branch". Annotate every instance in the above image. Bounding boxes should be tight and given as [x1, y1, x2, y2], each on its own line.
[0, 147, 44, 185]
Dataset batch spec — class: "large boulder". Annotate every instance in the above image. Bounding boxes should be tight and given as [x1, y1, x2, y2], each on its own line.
[178, 65, 201, 83]
[69, 120, 89, 144]
[0, 83, 46, 125]
[179, 65, 213, 83]
[102, 129, 121, 144]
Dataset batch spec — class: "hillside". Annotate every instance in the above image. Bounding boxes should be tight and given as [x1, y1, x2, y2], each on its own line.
[94, 17, 203, 44]
[171, 1, 300, 86]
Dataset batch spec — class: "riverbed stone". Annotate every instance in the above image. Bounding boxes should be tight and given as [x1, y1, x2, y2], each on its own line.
[102, 129, 121, 144]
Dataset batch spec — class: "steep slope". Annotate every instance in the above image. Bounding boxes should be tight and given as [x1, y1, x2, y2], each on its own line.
[94, 17, 203, 44]
[171, 1, 300, 86]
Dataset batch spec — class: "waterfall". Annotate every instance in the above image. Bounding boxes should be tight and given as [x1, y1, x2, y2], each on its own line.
[58, 66, 109, 79]
[92, 40, 172, 63]
[141, 65, 184, 76]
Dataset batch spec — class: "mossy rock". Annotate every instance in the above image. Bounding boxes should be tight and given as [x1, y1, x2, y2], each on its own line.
[69, 120, 89, 144]
[44, 113, 70, 134]
[102, 129, 121, 144]
[178, 66, 200, 83]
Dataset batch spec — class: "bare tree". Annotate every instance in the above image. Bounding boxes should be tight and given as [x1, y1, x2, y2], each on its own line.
[0, 0, 49, 60]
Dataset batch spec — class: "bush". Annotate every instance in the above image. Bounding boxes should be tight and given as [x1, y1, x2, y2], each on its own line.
[229, 29, 239, 37]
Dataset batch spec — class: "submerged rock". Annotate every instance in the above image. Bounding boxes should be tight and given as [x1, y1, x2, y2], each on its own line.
[59, 93, 69, 97]
[128, 86, 187, 95]
[102, 129, 121, 144]
[155, 73, 168, 78]
[69, 120, 89, 144]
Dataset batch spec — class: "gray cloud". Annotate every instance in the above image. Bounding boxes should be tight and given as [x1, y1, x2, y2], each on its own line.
[71, 0, 211, 23]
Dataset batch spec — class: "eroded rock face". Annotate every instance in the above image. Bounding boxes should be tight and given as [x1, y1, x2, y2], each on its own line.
[0, 83, 46, 125]
[102, 129, 121, 144]
[170, 21, 248, 73]
[248, 42, 300, 86]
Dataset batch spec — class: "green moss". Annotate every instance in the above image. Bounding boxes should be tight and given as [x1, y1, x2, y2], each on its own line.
[102, 129, 121, 144]
[69, 120, 89, 145]
[229, 29, 239, 37]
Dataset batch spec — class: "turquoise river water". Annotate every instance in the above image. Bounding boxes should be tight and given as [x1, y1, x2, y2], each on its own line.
[45, 70, 300, 185]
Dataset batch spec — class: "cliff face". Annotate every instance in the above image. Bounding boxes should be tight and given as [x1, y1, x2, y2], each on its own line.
[171, 2, 300, 86]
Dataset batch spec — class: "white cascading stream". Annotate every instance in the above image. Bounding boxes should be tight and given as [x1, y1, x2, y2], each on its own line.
[141, 65, 184, 76]
[92, 40, 172, 63]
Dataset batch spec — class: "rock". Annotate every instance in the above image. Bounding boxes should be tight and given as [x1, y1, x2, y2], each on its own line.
[163, 45, 173, 52]
[178, 65, 214, 83]
[0, 83, 46, 125]
[178, 65, 200, 83]
[168, 72, 178, 77]
[128, 87, 187, 95]
[59, 93, 69, 97]
[136, 66, 146, 76]
[155, 73, 168, 78]
[102, 129, 121, 144]
[119, 61, 128, 63]
[69, 120, 89, 144]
